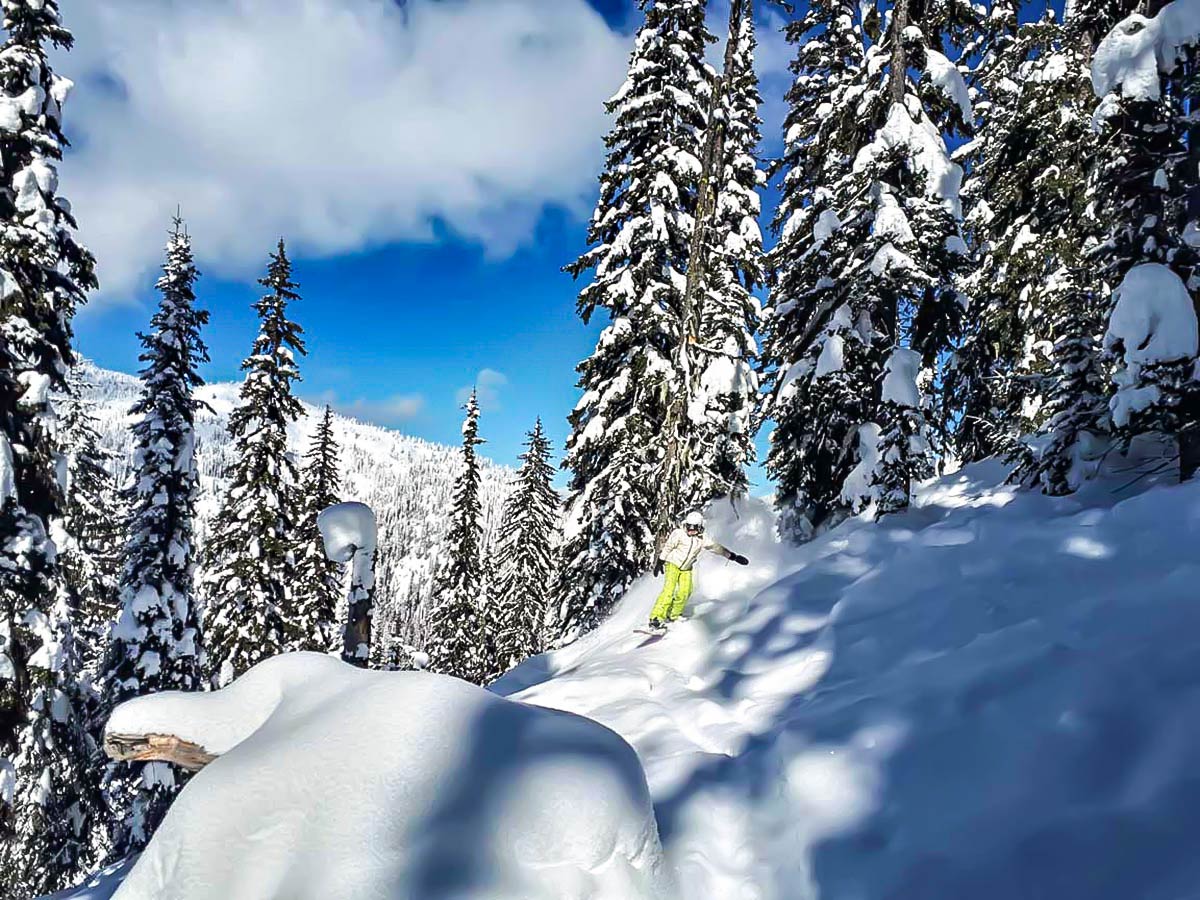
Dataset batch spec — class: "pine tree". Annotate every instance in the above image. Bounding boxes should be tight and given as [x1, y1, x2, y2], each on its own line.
[1088, 0, 1200, 478]
[204, 240, 307, 686]
[948, 10, 1100, 463]
[292, 406, 342, 654]
[58, 366, 123, 669]
[101, 218, 208, 858]
[426, 391, 491, 683]
[0, 1, 101, 892]
[1015, 265, 1109, 494]
[491, 420, 559, 674]
[761, 0, 873, 538]
[557, 0, 715, 637]
[763, 0, 970, 535]
[689, 3, 765, 509]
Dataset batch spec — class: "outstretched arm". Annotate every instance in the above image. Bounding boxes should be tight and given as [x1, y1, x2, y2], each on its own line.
[704, 536, 749, 566]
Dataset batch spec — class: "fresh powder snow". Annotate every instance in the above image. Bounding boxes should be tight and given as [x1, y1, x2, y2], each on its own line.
[47, 460, 1200, 899]
[104, 654, 666, 900]
[495, 463, 1200, 898]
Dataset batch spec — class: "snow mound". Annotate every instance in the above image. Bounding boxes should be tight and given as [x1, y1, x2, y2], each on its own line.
[317, 501, 378, 563]
[1105, 263, 1199, 426]
[496, 463, 1200, 898]
[107, 654, 665, 900]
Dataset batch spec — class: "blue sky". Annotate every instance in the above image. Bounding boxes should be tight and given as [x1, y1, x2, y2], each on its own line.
[65, 0, 790, 490]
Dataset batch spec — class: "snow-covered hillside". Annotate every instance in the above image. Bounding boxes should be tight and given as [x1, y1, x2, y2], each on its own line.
[76, 360, 514, 658]
[495, 462, 1200, 898]
[50, 460, 1200, 899]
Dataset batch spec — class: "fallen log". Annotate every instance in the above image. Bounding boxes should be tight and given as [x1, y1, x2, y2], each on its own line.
[104, 732, 218, 772]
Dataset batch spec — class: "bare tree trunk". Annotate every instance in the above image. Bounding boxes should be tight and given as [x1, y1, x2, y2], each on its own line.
[342, 550, 376, 668]
[889, 0, 910, 104]
[655, 0, 751, 550]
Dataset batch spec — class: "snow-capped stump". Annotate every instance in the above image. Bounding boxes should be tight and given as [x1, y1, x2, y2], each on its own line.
[106, 653, 666, 900]
[317, 500, 378, 564]
[318, 501, 377, 666]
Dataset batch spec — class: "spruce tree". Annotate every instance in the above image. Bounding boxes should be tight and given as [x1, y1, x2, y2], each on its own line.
[102, 219, 208, 858]
[58, 366, 123, 669]
[557, 0, 715, 637]
[761, 0, 873, 538]
[689, 3, 765, 509]
[426, 391, 490, 683]
[491, 420, 559, 674]
[292, 406, 342, 654]
[948, 11, 1099, 463]
[0, 1, 101, 892]
[1015, 266, 1110, 494]
[763, 0, 969, 534]
[204, 240, 307, 686]
[1088, 0, 1200, 478]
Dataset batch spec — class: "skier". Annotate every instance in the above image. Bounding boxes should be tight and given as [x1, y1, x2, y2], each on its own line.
[648, 511, 749, 630]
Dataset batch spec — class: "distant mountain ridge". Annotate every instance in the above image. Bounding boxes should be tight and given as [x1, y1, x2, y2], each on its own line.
[76, 359, 515, 660]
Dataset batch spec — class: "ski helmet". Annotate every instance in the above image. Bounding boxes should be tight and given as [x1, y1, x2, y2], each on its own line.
[684, 511, 704, 528]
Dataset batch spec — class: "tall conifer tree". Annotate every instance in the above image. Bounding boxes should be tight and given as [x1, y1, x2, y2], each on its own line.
[947, 4, 1112, 482]
[557, 0, 715, 637]
[491, 420, 559, 673]
[102, 219, 208, 857]
[764, 0, 970, 534]
[58, 367, 123, 666]
[689, 3, 765, 509]
[1088, 0, 1200, 478]
[426, 391, 490, 683]
[204, 241, 306, 686]
[292, 406, 342, 654]
[0, 1, 100, 892]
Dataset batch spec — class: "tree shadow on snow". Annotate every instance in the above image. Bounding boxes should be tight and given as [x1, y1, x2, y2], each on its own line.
[400, 698, 651, 899]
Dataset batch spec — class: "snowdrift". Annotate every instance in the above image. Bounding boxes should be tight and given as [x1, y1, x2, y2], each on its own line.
[102, 654, 665, 900]
[497, 461, 1200, 898]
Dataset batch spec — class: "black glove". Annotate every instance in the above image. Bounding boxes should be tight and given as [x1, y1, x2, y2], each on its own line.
[732, 553, 749, 566]
[654, 559, 664, 576]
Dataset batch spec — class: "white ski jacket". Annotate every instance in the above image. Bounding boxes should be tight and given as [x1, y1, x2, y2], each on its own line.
[659, 527, 733, 572]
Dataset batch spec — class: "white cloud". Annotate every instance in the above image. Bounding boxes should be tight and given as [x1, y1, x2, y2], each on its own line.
[457, 368, 507, 410]
[56, 0, 629, 298]
[313, 389, 425, 426]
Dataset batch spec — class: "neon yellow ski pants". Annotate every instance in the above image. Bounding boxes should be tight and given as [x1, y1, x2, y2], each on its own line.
[651, 563, 693, 622]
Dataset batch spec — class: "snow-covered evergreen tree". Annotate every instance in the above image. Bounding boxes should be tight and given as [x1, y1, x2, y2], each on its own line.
[1015, 265, 1110, 494]
[763, 0, 969, 535]
[426, 391, 491, 683]
[204, 240, 307, 686]
[1088, 1, 1200, 478]
[557, 0, 715, 637]
[491, 420, 559, 674]
[58, 367, 123, 667]
[101, 219, 208, 858]
[292, 406, 342, 654]
[689, 3, 765, 509]
[761, 0, 874, 538]
[948, 11, 1099, 463]
[0, 1, 101, 892]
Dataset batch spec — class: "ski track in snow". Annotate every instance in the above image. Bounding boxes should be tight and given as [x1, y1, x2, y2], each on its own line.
[495, 459, 1200, 900]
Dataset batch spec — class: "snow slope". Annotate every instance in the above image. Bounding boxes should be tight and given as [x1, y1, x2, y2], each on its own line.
[496, 461, 1200, 899]
[74, 360, 514, 658]
[49, 460, 1200, 898]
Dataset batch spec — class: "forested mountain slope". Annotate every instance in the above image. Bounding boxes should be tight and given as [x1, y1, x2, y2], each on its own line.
[77, 360, 514, 658]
